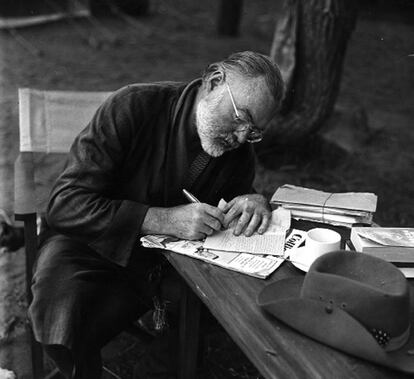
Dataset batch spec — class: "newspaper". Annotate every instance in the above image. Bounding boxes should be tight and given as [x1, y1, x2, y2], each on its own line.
[140, 228, 307, 279]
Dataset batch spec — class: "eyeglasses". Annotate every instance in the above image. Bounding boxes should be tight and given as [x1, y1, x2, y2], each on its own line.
[225, 82, 263, 143]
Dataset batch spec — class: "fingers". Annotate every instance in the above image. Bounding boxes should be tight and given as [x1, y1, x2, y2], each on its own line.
[203, 213, 223, 233]
[223, 200, 244, 227]
[202, 204, 225, 226]
[190, 204, 224, 238]
[194, 212, 222, 237]
[242, 212, 261, 237]
[228, 219, 238, 229]
[187, 231, 207, 241]
[221, 198, 236, 213]
[221, 195, 271, 236]
[223, 196, 252, 228]
[233, 208, 254, 236]
[233, 210, 271, 236]
[258, 212, 270, 234]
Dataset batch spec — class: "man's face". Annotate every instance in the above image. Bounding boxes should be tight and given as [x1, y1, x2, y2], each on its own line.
[196, 74, 275, 157]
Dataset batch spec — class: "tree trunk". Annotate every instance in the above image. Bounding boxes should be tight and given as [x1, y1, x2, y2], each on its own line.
[217, 0, 243, 37]
[256, 0, 357, 157]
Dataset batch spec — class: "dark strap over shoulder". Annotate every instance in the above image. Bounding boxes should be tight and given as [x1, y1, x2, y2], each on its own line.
[171, 79, 211, 192]
[185, 150, 211, 190]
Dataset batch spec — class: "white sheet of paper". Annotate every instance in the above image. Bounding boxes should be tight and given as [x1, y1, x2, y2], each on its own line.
[203, 207, 291, 255]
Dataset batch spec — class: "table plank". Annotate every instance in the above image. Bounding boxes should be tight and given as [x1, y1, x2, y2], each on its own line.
[165, 252, 411, 379]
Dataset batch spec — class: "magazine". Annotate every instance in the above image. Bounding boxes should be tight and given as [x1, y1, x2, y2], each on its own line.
[140, 229, 307, 279]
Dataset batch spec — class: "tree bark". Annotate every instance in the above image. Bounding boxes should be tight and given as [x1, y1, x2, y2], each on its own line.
[256, 0, 357, 157]
[217, 0, 243, 37]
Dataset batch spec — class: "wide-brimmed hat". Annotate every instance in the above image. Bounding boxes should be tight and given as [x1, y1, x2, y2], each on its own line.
[257, 250, 414, 373]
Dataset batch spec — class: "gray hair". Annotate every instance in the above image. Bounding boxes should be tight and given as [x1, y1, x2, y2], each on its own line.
[202, 51, 285, 110]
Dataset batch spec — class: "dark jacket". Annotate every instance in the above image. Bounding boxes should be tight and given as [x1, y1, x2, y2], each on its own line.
[45, 79, 256, 266]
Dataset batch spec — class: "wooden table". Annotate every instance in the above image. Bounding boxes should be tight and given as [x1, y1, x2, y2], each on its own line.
[164, 221, 412, 379]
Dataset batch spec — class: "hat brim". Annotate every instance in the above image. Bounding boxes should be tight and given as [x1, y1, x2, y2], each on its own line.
[257, 277, 414, 374]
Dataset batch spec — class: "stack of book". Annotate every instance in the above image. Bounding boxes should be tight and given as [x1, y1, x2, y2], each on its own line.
[350, 227, 414, 277]
[271, 184, 377, 228]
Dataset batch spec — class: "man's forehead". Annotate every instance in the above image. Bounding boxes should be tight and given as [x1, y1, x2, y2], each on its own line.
[231, 73, 265, 89]
[230, 74, 270, 99]
[230, 75, 275, 122]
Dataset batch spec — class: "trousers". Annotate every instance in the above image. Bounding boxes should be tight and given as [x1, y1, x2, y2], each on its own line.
[29, 234, 183, 378]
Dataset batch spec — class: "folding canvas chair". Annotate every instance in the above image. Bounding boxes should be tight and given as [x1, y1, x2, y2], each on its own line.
[14, 88, 112, 379]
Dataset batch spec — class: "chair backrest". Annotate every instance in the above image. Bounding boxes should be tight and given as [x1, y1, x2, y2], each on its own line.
[15, 88, 112, 215]
[18, 88, 111, 153]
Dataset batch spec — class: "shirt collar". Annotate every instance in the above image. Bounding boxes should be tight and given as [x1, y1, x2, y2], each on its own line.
[172, 78, 202, 127]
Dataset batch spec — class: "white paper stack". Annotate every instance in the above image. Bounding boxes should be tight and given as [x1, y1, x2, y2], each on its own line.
[271, 184, 377, 228]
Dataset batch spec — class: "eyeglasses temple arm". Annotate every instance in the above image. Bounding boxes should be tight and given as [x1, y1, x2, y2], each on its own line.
[225, 82, 240, 118]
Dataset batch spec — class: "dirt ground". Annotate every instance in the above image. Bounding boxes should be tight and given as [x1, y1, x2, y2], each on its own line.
[0, 1, 413, 378]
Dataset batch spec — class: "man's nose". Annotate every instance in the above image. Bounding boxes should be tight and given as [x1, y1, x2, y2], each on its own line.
[233, 129, 248, 144]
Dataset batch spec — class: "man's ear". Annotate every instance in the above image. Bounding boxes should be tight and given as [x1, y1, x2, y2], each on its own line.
[207, 69, 225, 92]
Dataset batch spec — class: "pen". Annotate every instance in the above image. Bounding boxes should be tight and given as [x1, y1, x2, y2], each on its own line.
[182, 189, 200, 203]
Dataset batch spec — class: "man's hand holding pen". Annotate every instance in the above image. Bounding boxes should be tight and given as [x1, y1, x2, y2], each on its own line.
[142, 201, 224, 241]
[166, 202, 224, 240]
[178, 189, 224, 239]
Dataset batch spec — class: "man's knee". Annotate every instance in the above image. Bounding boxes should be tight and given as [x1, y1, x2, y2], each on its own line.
[29, 236, 145, 348]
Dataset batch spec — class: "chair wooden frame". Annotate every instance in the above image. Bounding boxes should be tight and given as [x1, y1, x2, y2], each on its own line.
[14, 88, 111, 379]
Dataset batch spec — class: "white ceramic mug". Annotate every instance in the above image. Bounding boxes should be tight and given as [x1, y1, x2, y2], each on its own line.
[305, 228, 341, 266]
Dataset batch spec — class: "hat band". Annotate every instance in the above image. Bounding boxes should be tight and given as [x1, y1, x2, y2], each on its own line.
[383, 325, 411, 352]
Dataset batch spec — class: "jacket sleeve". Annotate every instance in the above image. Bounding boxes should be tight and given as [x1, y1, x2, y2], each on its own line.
[46, 89, 149, 266]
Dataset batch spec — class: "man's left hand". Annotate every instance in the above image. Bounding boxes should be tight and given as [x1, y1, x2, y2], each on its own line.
[222, 194, 271, 237]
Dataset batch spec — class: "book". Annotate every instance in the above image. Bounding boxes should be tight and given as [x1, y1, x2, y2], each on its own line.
[140, 229, 307, 279]
[271, 184, 377, 228]
[350, 227, 414, 265]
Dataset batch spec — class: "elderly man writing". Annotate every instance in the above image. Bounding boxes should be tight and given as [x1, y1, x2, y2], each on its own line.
[29, 51, 284, 378]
